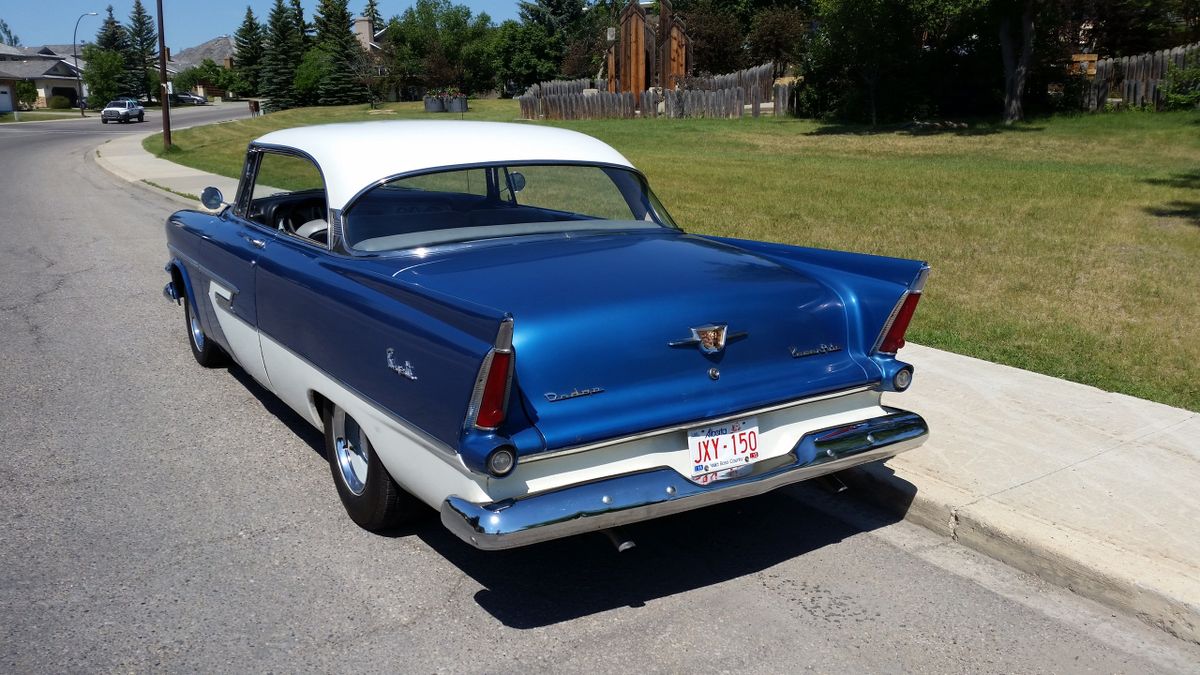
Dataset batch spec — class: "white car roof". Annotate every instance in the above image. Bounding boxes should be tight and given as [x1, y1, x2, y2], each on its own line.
[252, 120, 636, 211]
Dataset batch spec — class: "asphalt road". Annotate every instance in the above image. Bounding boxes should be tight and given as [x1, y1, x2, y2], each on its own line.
[2, 105, 1199, 674]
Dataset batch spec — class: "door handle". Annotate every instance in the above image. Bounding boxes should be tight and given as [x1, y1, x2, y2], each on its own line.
[240, 233, 267, 249]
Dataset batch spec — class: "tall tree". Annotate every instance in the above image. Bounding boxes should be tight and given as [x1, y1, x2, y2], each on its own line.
[290, 0, 311, 51]
[95, 5, 136, 95]
[95, 5, 128, 53]
[82, 44, 126, 107]
[997, 0, 1035, 123]
[126, 0, 158, 101]
[363, 0, 383, 28]
[260, 0, 303, 111]
[233, 6, 265, 96]
[313, 0, 369, 104]
[0, 18, 20, 46]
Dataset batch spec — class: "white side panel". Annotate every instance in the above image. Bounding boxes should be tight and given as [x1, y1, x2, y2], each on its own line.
[492, 390, 890, 501]
[209, 281, 271, 387]
[258, 334, 491, 507]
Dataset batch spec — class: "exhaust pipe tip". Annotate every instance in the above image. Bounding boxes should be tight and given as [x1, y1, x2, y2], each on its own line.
[603, 528, 636, 552]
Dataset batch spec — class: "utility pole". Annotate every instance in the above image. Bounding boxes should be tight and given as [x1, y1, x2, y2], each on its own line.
[73, 12, 98, 118]
[156, 0, 172, 149]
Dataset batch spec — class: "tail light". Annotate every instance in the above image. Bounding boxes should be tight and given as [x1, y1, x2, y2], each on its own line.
[474, 351, 512, 429]
[874, 266, 929, 355]
[877, 293, 921, 354]
[468, 319, 514, 430]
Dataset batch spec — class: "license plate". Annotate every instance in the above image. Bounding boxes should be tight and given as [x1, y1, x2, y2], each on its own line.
[686, 416, 760, 484]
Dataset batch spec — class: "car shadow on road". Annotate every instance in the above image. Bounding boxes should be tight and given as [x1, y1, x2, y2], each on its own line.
[227, 364, 327, 459]
[414, 475, 912, 629]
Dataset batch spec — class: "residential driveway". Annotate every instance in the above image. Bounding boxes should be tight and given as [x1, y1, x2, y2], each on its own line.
[1, 107, 1198, 673]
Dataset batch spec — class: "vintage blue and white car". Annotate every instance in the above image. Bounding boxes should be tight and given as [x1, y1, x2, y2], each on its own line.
[162, 121, 930, 550]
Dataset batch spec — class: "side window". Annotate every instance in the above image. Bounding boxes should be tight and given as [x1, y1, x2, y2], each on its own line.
[246, 151, 329, 245]
[400, 168, 488, 197]
[511, 165, 633, 220]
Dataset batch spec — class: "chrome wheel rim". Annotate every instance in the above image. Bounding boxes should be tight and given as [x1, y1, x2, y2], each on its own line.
[332, 407, 369, 496]
[187, 302, 205, 351]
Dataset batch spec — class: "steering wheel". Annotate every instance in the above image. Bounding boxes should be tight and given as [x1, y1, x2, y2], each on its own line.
[296, 219, 329, 241]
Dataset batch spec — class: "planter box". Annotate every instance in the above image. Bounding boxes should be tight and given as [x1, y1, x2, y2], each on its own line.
[447, 96, 469, 113]
[423, 96, 446, 113]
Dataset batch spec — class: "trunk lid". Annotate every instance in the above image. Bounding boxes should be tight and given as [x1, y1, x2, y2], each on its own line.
[391, 230, 872, 449]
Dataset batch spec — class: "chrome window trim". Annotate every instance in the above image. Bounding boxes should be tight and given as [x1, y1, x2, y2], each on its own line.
[520, 384, 875, 463]
[241, 143, 339, 254]
[339, 160, 680, 258]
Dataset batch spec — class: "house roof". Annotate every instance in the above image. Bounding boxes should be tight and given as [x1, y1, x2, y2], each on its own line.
[252, 121, 635, 211]
[36, 43, 93, 57]
[0, 59, 78, 80]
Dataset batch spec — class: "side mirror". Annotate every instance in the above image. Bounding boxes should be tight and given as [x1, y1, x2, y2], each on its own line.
[509, 172, 526, 193]
[200, 186, 228, 211]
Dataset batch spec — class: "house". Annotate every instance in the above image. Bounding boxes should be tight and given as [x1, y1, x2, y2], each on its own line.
[0, 43, 86, 109]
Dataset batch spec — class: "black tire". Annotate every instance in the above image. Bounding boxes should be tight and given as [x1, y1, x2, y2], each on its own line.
[324, 402, 422, 531]
[183, 293, 227, 368]
[101, 118, 108, 124]
[138, 112, 144, 122]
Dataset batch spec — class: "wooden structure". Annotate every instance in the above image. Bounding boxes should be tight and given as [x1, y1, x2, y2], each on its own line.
[1088, 42, 1199, 111]
[607, 0, 691, 106]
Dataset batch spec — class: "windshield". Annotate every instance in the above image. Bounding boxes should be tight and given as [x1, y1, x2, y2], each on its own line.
[106, 101, 124, 108]
[343, 163, 678, 252]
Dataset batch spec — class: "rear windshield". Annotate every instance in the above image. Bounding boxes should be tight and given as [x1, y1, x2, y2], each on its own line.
[343, 163, 677, 252]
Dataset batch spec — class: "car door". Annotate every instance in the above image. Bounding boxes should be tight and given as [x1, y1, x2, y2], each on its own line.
[179, 152, 283, 387]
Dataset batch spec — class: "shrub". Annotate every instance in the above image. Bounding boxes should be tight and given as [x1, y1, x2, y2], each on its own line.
[1161, 53, 1200, 110]
[47, 95, 72, 109]
[15, 81, 37, 108]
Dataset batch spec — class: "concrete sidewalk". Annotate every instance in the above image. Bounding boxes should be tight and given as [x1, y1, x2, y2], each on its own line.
[94, 129, 1200, 644]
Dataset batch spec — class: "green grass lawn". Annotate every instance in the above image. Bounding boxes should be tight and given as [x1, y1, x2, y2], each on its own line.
[144, 100, 1200, 411]
[0, 110, 83, 123]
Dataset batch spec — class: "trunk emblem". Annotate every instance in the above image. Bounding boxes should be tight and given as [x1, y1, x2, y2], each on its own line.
[669, 324, 747, 355]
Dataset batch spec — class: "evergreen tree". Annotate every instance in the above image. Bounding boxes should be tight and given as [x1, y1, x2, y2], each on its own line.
[126, 0, 158, 101]
[290, 0, 311, 51]
[260, 0, 303, 111]
[233, 6, 265, 96]
[363, 0, 383, 28]
[314, 0, 369, 105]
[0, 18, 21, 47]
[95, 5, 136, 96]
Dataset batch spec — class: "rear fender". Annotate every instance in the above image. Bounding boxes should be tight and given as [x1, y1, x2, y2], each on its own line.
[707, 237, 928, 387]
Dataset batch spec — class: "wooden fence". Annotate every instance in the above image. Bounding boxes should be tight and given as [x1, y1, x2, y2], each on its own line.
[1088, 42, 1199, 111]
[519, 64, 788, 121]
[679, 64, 775, 102]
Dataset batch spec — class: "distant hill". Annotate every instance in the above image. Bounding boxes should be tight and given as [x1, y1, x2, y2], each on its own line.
[172, 35, 235, 70]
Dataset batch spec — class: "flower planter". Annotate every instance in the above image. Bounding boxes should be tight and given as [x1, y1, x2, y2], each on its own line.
[447, 96, 469, 113]
[423, 96, 446, 113]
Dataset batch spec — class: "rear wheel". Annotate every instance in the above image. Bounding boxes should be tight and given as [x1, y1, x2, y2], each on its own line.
[183, 292, 226, 368]
[138, 112, 144, 122]
[325, 402, 422, 531]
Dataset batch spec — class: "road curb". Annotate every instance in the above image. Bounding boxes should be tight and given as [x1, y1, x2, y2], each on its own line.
[92, 133, 199, 209]
[839, 460, 1200, 645]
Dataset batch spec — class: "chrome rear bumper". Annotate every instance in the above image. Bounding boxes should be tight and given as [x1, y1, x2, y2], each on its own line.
[440, 408, 928, 550]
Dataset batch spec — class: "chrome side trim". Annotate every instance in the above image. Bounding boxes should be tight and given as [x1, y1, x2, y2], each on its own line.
[520, 385, 874, 463]
[441, 408, 928, 550]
